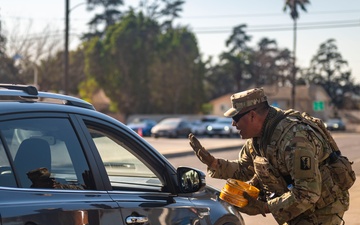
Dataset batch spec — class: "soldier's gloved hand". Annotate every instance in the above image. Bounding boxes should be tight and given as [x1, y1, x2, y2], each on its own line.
[239, 192, 269, 217]
[188, 133, 215, 167]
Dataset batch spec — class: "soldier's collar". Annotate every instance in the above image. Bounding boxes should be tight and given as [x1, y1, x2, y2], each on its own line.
[260, 107, 277, 137]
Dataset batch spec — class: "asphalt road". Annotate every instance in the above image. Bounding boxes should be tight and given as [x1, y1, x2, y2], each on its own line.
[143, 132, 360, 225]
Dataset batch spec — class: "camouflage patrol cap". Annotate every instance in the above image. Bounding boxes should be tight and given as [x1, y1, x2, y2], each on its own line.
[224, 88, 268, 117]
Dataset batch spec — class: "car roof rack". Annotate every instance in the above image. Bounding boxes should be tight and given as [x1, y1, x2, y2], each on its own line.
[0, 84, 95, 110]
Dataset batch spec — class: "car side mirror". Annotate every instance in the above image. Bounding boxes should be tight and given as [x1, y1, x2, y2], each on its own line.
[177, 167, 206, 193]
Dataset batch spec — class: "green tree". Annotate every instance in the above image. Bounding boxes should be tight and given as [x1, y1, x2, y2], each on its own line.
[250, 38, 295, 87]
[206, 36, 295, 100]
[83, 0, 124, 39]
[151, 27, 205, 113]
[90, 12, 159, 116]
[0, 31, 21, 84]
[205, 62, 236, 99]
[84, 11, 204, 116]
[0, 26, 6, 56]
[68, 48, 87, 93]
[0, 27, 34, 85]
[0, 56, 20, 84]
[83, 37, 104, 99]
[37, 47, 86, 93]
[306, 39, 352, 108]
[274, 48, 294, 86]
[12, 54, 38, 86]
[220, 24, 252, 91]
[38, 51, 63, 91]
[138, 0, 184, 21]
[247, 38, 279, 86]
[225, 24, 251, 54]
[283, 0, 310, 108]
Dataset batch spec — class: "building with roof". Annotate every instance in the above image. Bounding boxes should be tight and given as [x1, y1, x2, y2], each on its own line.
[209, 84, 333, 120]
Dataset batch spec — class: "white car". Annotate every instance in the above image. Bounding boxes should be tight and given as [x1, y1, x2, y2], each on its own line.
[151, 118, 192, 138]
[205, 117, 238, 137]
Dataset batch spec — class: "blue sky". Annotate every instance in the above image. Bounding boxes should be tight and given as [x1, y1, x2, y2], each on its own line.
[2, 0, 360, 82]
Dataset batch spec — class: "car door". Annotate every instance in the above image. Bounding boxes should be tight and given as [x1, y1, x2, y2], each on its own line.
[0, 114, 124, 225]
[78, 116, 212, 225]
[178, 120, 192, 137]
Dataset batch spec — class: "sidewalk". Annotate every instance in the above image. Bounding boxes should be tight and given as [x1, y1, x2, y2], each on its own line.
[144, 137, 246, 158]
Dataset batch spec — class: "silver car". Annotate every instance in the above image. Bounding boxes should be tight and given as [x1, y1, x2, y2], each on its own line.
[151, 117, 192, 138]
[205, 117, 238, 137]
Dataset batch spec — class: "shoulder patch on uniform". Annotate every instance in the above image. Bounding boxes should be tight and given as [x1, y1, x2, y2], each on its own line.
[293, 149, 315, 179]
[300, 156, 311, 170]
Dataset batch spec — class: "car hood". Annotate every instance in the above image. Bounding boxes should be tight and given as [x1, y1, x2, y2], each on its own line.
[208, 123, 231, 129]
[191, 185, 245, 224]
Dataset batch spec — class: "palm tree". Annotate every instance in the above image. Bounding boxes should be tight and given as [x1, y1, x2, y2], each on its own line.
[221, 24, 252, 91]
[83, 0, 124, 40]
[283, 0, 310, 108]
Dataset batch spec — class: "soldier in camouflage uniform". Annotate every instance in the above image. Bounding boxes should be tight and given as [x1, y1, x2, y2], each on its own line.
[189, 88, 349, 225]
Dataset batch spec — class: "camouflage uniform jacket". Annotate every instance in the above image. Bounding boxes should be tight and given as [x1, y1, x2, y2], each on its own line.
[208, 107, 349, 224]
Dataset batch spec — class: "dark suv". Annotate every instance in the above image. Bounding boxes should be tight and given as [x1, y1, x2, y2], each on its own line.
[0, 84, 244, 225]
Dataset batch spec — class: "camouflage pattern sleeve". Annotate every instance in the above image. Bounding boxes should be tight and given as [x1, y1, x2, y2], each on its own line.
[207, 139, 255, 181]
[267, 124, 322, 224]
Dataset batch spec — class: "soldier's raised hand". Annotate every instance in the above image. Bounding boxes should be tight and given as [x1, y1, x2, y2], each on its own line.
[188, 133, 215, 167]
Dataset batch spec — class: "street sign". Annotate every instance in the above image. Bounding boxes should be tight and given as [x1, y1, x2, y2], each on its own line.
[313, 101, 325, 111]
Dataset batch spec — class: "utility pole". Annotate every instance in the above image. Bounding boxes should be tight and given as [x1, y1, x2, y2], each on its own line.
[64, 0, 69, 94]
[291, 18, 297, 109]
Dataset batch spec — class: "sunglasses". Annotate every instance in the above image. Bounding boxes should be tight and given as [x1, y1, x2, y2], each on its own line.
[232, 109, 254, 123]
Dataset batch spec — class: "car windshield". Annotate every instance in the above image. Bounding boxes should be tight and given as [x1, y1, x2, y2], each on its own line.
[327, 119, 342, 123]
[215, 118, 233, 124]
[129, 119, 155, 125]
[201, 117, 218, 123]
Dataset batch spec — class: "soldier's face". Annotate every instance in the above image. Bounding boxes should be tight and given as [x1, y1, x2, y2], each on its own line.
[232, 110, 262, 139]
[232, 110, 253, 139]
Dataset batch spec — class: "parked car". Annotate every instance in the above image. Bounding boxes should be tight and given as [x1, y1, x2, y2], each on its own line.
[126, 118, 157, 136]
[325, 118, 346, 131]
[151, 117, 192, 138]
[195, 115, 220, 136]
[205, 117, 238, 137]
[189, 120, 207, 136]
[0, 84, 244, 225]
[200, 115, 220, 127]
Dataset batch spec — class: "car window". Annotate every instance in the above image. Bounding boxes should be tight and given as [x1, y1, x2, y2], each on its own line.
[216, 118, 232, 123]
[0, 140, 17, 187]
[0, 118, 94, 190]
[86, 127, 163, 191]
[179, 121, 186, 128]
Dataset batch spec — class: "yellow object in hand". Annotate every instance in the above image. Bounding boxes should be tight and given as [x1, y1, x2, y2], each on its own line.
[219, 179, 260, 208]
